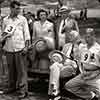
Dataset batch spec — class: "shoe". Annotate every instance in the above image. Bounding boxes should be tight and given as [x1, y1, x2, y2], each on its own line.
[49, 94, 61, 100]
[50, 83, 59, 96]
[0, 90, 4, 94]
[54, 96, 61, 100]
[18, 92, 28, 99]
[91, 96, 98, 100]
[16, 84, 25, 91]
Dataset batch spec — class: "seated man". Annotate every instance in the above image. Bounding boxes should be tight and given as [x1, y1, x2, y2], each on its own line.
[48, 30, 85, 99]
[65, 28, 100, 100]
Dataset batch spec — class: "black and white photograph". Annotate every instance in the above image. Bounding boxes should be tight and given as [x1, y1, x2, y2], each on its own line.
[0, 0, 100, 100]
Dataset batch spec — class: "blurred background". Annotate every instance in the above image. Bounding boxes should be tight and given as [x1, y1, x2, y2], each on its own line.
[0, 0, 100, 17]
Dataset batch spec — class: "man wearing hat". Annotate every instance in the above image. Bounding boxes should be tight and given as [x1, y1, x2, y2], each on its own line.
[48, 30, 84, 99]
[48, 5, 71, 50]
[65, 28, 100, 100]
[58, 6, 72, 49]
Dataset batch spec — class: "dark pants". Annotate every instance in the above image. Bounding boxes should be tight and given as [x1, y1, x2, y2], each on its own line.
[6, 51, 28, 93]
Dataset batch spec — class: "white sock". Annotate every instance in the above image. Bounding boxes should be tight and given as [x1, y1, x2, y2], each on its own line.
[91, 91, 95, 99]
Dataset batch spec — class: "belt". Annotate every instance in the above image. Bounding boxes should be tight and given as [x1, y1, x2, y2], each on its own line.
[4, 50, 23, 54]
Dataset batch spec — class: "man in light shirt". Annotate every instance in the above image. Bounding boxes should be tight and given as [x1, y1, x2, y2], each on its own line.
[65, 28, 100, 100]
[1, 1, 30, 98]
[58, 6, 71, 50]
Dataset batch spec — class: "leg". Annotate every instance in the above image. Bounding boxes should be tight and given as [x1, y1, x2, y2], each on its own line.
[48, 62, 63, 96]
[65, 74, 93, 100]
[15, 52, 28, 95]
[6, 53, 17, 92]
[86, 77, 100, 99]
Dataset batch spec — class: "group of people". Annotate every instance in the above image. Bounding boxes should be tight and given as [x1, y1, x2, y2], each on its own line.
[48, 27, 100, 100]
[0, 1, 100, 100]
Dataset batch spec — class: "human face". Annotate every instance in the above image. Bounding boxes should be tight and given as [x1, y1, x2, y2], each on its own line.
[85, 34, 95, 46]
[60, 11, 69, 19]
[10, 4, 20, 17]
[39, 12, 47, 21]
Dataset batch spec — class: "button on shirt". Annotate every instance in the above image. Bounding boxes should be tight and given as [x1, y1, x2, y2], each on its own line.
[2, 15, 30, 52]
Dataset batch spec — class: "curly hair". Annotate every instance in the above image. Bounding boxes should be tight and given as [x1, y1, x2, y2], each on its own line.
[37, 9, 48, 20]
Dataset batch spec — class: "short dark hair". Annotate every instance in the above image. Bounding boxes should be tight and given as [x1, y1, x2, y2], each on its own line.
[37, 9, 48, 20]
[10, 1, 20, 8]
[32, 13, 35, 18]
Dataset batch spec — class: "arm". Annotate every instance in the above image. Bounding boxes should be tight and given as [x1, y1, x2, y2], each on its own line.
[48, 23, 54, 38]
[0, 18, 8, 42]
[32, 22, 36, 41]
[62, 43, 72, 57]
[74, 20, 79, 33]
[44, 23, 55, 49]
[23, 17, 31, 47]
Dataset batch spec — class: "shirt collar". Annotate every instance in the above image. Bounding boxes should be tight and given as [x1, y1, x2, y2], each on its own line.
[39, 20, 48, 25]
[8, 14, 19, 20]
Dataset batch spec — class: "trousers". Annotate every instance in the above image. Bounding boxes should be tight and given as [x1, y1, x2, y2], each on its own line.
[6, 51, 28, 93]
[65, 72, 100, 100]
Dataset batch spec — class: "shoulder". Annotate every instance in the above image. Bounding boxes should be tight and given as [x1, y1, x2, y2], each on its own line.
[94, 42, 100, 50]
[63, 43, 72, 49]
[3, 15, 9, 22]
[33, 21, 40, 26]
[46, 20, 54, 26]
[79, 43, 87, 51]
[17, 15, 27, 22]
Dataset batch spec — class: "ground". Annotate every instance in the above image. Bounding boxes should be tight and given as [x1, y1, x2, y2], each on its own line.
[0, 78, 48, 100]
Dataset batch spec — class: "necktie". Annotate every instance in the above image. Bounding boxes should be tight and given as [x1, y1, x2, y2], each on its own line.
[70, 44, 74, 60]
[61, 19, 66, 33]
[63, 19, 66, 27]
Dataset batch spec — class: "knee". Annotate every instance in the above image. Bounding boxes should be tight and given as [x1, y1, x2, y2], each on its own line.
[64, 82, 72, 91]
[50, 62, 61, 70]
